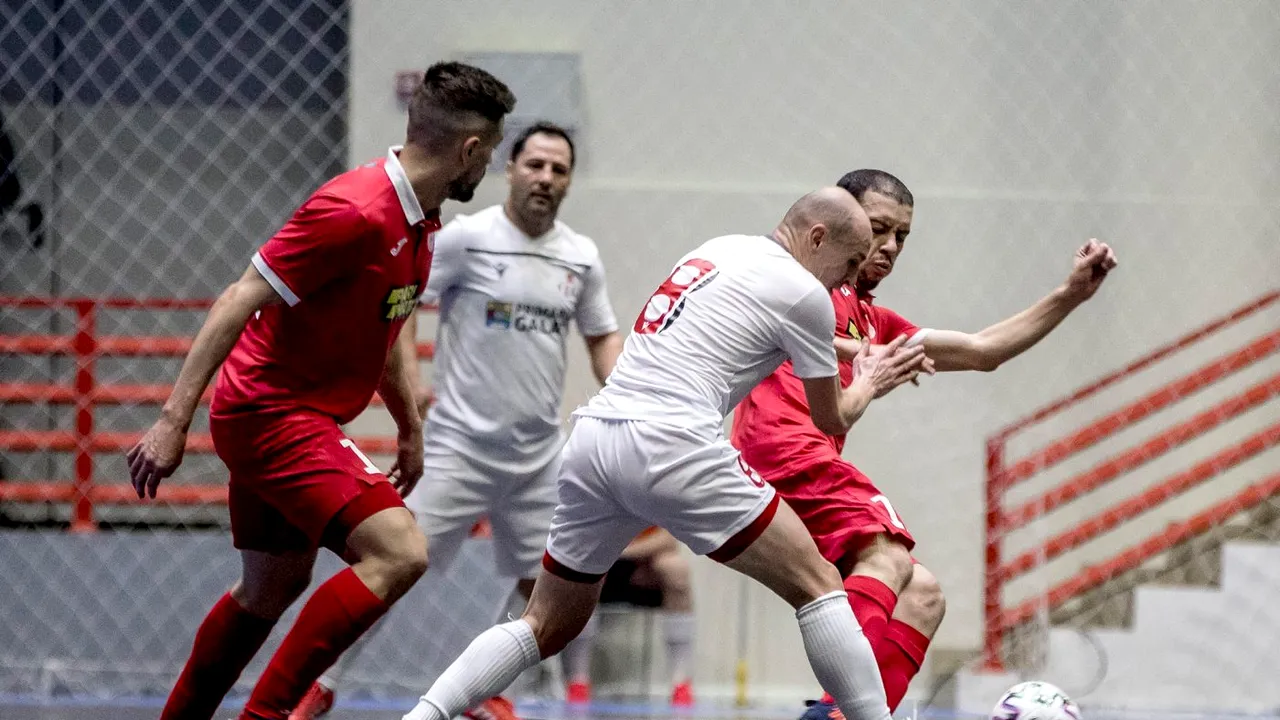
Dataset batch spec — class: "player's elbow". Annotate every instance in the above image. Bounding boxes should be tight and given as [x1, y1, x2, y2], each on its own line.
[961, 338, 1002, 372]
[810, 410, 851, 437]
[970, 353, 1001, 372]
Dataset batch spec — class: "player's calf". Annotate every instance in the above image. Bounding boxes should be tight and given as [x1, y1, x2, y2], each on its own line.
[521, 565, 605, 658]
[873, 564, 944, 711]
[721, 499, 890, 720]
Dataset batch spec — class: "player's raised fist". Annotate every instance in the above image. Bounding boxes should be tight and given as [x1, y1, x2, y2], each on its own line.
[126, 417, 187, 499]
[1064, 238, 1118, 302]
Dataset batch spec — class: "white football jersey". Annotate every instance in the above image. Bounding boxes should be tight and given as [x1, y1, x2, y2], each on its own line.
[424, 205, 617, 473]
[577, 234, 837, 438]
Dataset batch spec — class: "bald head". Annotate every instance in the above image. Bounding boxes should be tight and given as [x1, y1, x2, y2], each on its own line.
[776, 186, 876, 289]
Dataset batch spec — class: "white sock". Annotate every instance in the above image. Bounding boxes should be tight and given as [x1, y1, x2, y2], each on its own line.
[402, 619, 541, 720]
[662, 611, 695, 685]
[795, 591, 891, 720]
[560, 611, 600, 683]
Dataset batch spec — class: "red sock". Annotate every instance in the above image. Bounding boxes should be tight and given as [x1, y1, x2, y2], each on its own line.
[876, 620, 931, 711]
[817, 576, 898, 707]
[161, 592, 277, 720]
[844, 575, 898, 648]
[239, 568, 389, 719]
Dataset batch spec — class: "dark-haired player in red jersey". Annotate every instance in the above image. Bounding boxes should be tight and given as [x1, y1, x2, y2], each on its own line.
[731, 169, 1117, 720]
[126, 62, 516, 720]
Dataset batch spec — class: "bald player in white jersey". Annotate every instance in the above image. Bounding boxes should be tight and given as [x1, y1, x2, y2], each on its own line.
[295, 123, 622, 720]
[400, 187, 929, 720]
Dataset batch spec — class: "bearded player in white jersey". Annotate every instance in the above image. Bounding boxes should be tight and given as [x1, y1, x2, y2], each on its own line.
[292, 123, 623, 720]
[400, 187, 930, 720]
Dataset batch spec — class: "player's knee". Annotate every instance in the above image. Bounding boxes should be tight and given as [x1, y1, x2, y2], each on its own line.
[231, 570, 311, 618]
[653, 551, 691, 592]
[388, 527, 430, 584]
[361, 520, 429, 598]
[790, 558, 845, 608]
[854, 537, 915, 593]
[653, 551, 693, 610]
[897, 564, 946, 633]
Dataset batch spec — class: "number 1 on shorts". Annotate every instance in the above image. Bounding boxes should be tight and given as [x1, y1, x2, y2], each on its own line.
[870, 494, 906, 529]
[339, 438, 381, 474]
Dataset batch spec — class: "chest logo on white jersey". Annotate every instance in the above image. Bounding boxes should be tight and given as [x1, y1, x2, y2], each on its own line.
[486, 300, 571, 336]
[390, 237, 408, 256]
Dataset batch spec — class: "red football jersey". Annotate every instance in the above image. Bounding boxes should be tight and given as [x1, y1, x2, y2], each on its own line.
[212, 148, 441, 424]
[730, 284, 923, 481]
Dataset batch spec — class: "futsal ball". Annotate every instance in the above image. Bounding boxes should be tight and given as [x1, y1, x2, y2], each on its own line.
[990, 681, 1081, 720]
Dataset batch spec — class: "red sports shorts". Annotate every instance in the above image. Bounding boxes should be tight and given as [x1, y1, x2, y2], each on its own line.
[770, 458, 915, 577]
[210, 409, 404, 555]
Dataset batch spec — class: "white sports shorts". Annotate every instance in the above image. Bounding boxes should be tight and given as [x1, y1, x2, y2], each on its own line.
[405, 441, 559, 579]
[543, 416, 778, 580]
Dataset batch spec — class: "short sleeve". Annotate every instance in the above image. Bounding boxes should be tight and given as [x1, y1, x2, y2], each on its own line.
[253, 194, 371, 306]
[872, 306, 929, 347]
[575, 255, 619, 337]
[419, 219, 468, 304]
[779, 284, 839, 379]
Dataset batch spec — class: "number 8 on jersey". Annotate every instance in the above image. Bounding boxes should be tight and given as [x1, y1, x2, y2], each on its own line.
[634, 259, 718, 334]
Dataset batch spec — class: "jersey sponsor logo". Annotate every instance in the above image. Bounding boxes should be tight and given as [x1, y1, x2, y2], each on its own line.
[634, 259, 718, 334]
[383, 283, 420, 321]
[486, 300, 571, 335]
[390, 237, 408, 256]
[844, 319, 863, 341]
[486, 301, 513, 328]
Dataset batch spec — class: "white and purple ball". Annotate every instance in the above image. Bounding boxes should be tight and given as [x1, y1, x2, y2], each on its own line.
[990, 681, 1082, 720]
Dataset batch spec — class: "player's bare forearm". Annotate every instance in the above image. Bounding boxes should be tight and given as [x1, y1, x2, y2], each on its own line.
[585, 331, 623, 385]
[834, 380, 876, 433]
[927, 240, 1117, 373]
[834, 336, 864, 362]
[925, 286, 1078, 373]
[396, 309, 429, 410]
[380, 330, 423, 437]
[161, 266, 279, 430]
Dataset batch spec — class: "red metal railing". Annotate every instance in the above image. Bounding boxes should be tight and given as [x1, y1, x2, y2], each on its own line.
[0, 295, 435, 532]
[982, 289, 1280, 670]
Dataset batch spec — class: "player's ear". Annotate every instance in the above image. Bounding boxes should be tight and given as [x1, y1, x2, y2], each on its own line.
[809, 223, 827, 247]
[505, 158, 516, 182]
[460, 135, 481, 164]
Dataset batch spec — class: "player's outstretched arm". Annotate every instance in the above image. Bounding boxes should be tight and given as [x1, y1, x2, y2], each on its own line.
[924, 239, 1118, 372]
[381, 321, 425, 497]
[126, 264, 283, 499]
[584, 331, 623, 385]
[802, 336, 927, 435]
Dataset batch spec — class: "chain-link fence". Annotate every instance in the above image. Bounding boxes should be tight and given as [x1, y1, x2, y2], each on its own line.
[2, 0, 1280, 711]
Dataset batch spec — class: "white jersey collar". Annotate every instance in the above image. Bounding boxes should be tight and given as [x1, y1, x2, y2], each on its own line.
[384, 146, 428, 226]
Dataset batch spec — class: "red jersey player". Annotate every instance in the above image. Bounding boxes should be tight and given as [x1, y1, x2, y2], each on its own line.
[731, 169, 1117, 719]
[125, 62, 515, 720]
